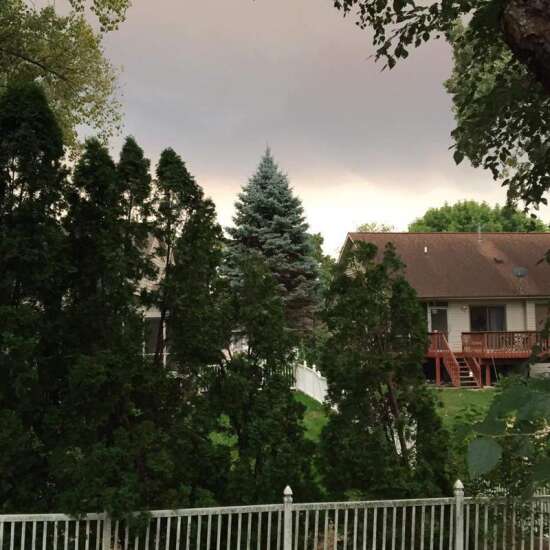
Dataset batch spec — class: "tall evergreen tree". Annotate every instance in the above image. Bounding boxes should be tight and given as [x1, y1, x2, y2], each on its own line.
[149, 148, 203, 367]
[54, 139, 227, 514]
[209, 255, 317, 504]
[0, 82, 67, 512]
[319, 242, 451, 499]
[227, 149, 318, 335]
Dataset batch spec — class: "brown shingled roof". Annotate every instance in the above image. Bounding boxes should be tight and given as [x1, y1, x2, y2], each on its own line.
[346, 232, 550, 299]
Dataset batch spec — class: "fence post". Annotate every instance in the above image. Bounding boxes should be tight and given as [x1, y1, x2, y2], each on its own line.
[283, 485, 293, 550]
[102, 512, 112, 550]
[454, 479, 464, 550]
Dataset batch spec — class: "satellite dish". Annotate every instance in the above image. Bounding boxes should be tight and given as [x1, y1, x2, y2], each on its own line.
[513, 266, 528, 278]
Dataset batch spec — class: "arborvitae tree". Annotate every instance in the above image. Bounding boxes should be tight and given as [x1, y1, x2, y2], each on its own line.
[117, 136, 152, 223]
[149, 148, 204, 367]
[0, 82, 67, 511]
[209, 255, 317, 504]
[167, 197, 226, 377]
[117, 136, 155, 292]
[0, 87, 229, 513]
[54, 139, 227, 514]
[319, 242, 451, 499]
[227, 149, 318, 335]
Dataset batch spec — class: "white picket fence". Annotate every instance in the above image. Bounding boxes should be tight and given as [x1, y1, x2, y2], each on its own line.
[293, 364, 327, 404]
[2, 481, 550, 550]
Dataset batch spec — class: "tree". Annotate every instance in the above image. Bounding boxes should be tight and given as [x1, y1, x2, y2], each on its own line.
[319, 241, 451, 499]
[356, 222, 395, 232]
[148, 148, 206, 368]
[467, 377, 550, 498]
[332, 2, 550, 206]
[165, 197, 227, 381]
[0, 0, 121, 148]
[227, 149, 318, 335]
[445, 23, 550, 207]
[0, 81, 67, 512]
[409, 201, 548, 232]
[333, 0, 550, 93]
[209, 255, 317, 504]
[64, 0, 131, 31]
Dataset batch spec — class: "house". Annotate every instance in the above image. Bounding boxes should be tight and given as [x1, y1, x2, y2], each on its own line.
[342, 232, 550, 388]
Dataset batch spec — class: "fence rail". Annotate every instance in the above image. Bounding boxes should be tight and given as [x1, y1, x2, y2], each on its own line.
[2, 482, 550, 550]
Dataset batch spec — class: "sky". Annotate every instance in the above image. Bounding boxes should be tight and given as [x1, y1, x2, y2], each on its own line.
[97, 0, 549, 255]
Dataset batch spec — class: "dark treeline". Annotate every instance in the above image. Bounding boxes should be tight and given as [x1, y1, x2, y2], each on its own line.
[0, 82, 453, 517]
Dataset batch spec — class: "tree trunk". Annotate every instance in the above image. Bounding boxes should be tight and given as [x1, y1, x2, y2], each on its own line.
[502, 0, 550, 93]
[386, 373, 410, 467]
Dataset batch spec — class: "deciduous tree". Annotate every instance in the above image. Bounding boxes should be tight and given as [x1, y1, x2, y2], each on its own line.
[0, 0, 121, 149]
[409, 200, 548, 232]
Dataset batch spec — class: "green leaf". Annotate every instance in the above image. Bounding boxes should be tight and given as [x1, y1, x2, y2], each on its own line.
[453, 150, 464, 164]
[474, 416, 505, 436]
[468, 437, 502, 478]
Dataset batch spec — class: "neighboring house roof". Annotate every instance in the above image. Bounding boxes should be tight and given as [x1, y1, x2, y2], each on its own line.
[345, 232, 550, 299]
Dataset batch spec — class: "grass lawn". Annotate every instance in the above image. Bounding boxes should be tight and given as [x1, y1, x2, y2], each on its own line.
[295, 391, 329, 442]
[213, 388, 495, 448]
[294, 387, 497, 438]
[429, 387, 496, 430]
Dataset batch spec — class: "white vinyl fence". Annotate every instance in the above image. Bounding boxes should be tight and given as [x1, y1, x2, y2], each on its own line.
[293, 364, 327, 404]
[2, 481, 550, 550]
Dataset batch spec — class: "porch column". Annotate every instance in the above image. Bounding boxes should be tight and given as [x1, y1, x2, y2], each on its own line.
[485, 364, 491, 386]
[435, 356, 441, 386]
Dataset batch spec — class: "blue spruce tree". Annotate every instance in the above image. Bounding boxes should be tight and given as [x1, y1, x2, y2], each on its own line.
[227, 148, 318, 335]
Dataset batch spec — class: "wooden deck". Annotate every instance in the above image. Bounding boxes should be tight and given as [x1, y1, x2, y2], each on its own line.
[428, 331, 550, 360]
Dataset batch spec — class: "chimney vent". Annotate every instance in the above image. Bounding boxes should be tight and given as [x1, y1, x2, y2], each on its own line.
[424, 246, 428, 254]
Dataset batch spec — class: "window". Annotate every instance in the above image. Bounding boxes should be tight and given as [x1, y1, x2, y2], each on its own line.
[145, 317, 161, 355]
[470, 305, 506, 332]
[430, 307, 448, 333]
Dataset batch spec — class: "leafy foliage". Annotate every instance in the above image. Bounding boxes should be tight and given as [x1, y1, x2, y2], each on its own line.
[446, 23, 550, 207]
[409, 200, 548, 232]
[319, 241, 451, 498]
[356, 222, 395, 232]
[65, 0, 131, 31]
[333, 2, 550, 206]
[0, 0, 121, 149]
[467, 377, 550, 496]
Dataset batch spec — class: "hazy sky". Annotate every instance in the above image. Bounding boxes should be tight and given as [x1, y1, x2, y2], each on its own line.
[99, 0, 548, 255]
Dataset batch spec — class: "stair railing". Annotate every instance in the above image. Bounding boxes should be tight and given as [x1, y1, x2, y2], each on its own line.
[439, 334, 461, 387]
[465, 356, 482, 387]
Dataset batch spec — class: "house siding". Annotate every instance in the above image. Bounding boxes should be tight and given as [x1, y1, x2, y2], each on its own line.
[526, 301, 537, 330]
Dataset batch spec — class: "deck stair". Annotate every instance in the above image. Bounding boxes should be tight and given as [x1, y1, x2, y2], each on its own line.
[457, 357, 480, 388]
[437, 333, 481, 388]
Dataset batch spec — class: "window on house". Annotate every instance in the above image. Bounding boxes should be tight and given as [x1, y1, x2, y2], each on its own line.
[145, 317, 162, 355]
[470, 305, 506, 332]
[430, 308, 448, 333]
[428, 302, 448, 333]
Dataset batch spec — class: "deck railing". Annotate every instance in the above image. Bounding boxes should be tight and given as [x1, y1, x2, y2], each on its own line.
[462, 331, 550, 356]
[428, 332, 448, 353]
[2, 482, 550, 550]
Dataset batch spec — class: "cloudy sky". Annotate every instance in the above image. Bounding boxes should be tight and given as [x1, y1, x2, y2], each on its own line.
[100, 0, 546, 255]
